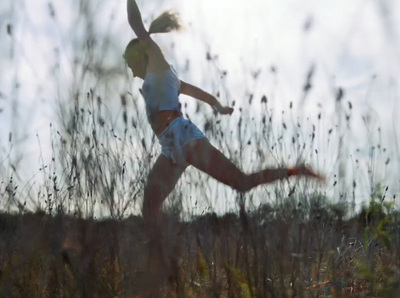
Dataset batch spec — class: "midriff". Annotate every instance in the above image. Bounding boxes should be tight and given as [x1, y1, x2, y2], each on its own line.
[149, 110, 182, 135]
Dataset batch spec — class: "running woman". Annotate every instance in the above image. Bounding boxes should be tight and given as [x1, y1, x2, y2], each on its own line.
[124, 0, 323, 288]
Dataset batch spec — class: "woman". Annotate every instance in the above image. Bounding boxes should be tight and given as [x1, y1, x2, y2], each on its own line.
[125, 0, 322, 286]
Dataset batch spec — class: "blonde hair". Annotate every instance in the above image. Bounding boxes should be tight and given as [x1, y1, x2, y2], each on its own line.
[124, 11, 181, 71]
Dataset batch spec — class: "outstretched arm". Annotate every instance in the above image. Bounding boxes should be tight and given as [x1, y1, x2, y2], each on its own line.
[180, 81, 234, 115]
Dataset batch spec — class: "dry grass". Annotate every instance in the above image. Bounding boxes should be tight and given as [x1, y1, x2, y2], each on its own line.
[1, 1, 399, 296]
[0, 197, 399, 297]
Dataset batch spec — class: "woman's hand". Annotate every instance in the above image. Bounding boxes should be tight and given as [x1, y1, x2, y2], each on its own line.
[217, 106, 234, 115]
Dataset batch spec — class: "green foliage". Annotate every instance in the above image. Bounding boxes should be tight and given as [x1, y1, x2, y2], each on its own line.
[351, 183, 400, 296]
[225, 265, 254, 298]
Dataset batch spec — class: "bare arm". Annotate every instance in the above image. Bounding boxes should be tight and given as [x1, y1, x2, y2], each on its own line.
[180, 81, 233, 115]
[126, 0, 169, 71]
[127, 0, 149, 39]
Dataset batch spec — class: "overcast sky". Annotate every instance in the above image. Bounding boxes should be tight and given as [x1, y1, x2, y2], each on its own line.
[1, 0, 399, 212]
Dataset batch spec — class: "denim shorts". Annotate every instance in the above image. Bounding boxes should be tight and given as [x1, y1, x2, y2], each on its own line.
[157, 117, 206, 165]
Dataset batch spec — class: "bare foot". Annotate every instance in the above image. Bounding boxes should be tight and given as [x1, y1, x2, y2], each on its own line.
[293, 165, 325, 181]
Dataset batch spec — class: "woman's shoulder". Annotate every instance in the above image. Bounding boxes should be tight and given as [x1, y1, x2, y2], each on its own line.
[142, 38, 170, 73]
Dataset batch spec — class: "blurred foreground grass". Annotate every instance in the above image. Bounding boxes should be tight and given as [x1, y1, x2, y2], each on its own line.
[1, 195, 399, 297]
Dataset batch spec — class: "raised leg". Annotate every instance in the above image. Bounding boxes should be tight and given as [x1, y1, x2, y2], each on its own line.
[183, 139, 293, 192]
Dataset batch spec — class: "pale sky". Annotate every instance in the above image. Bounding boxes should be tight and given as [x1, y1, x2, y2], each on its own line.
[1, 0, 399, 215]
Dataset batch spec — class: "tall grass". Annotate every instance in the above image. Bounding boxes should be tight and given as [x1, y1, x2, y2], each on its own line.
[1, 0, 399, 296]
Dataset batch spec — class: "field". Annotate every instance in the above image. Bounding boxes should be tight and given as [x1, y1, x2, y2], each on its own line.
[1, 197, 399, 297]
[1, 1, 400, 296]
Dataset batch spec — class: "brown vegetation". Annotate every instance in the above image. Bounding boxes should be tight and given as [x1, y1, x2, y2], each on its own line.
[1, 196, 399, 297]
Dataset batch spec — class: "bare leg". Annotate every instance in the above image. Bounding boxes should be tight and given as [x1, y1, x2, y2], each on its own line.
[143, 154, 187, 291]
[183, 139, 292, 192]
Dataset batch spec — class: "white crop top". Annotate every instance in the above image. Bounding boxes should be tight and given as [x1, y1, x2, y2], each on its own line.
[141, 65, 181, 117]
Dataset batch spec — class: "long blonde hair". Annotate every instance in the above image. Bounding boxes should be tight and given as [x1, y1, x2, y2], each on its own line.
[124, 11, 181, 72]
